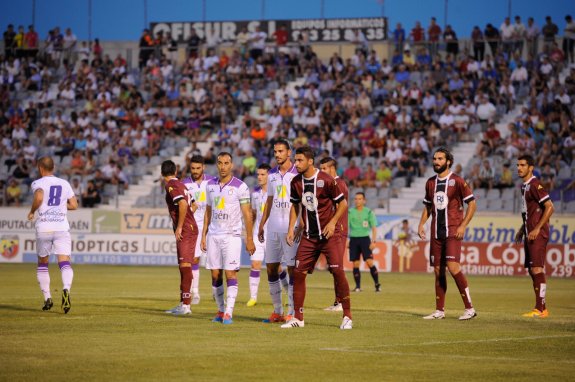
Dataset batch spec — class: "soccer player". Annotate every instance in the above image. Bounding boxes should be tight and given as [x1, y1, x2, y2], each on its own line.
[319, 157, 349, 312]
[28, 156, 78, 313]
[182, 155, 215, 304]
[418, 147, 477, 320]
[162, 160, 198, 316]
[514, 154, 554, 318]
[347, 192, 381, 293]
[247, 163, 271, 307]
[283, 146, 352, 329]
[201, 152, 256, 324]
[258, 139, 298, 323]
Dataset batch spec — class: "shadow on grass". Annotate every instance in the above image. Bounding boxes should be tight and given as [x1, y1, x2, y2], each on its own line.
[0, 304, 51, 313]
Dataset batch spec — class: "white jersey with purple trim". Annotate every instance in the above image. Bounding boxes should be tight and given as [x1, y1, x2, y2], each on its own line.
[266, 163, 298, 233]
[182, 174, 215, 229]
[251, 186, 268, 238]
[206, 177, 251, 236]
[31, 175, 75, 233]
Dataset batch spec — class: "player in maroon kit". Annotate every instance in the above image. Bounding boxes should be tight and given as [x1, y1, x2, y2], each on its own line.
[514, 154, 554, 318]
[283, 146, 352, 329]
[319, 156, 349, 312]
[161, 160, 198, 316]
[418, 147, 477, 320]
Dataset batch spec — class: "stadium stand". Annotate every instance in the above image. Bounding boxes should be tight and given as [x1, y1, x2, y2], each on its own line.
[1, 18, 573, 213]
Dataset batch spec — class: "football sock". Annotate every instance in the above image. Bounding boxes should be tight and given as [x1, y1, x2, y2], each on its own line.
[333, 268, 352, 319]
[268, 274, 283, 314]
[435, 272, 447, 311]
[369, 265, 379, 285]
[353, 267, 361, 289]
[225, 279, 238, 317]
[287, 277, 294, 316]
[292, 270, 307, 321]
[279, 270, 289, 293]
[58, 261, 73, 291]
[249, 269, 260, 300]
[180, 266, 192, 305]
[37, 263, 51, 299]
[212, 279, 225, 312]
[452, 271, 472, 309]
[533, 272, 547, 311]
[191, 263, 200, 296]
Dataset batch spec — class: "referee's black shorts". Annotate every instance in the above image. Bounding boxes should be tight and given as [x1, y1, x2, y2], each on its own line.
[349, 236, 372, 262]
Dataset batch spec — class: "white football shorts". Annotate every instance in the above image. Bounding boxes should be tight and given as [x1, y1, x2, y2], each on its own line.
[206, 234, 242, 271]
[36, 231, 72, 257]
[265, 231, 297, 266]
[251, 235, 265, 262]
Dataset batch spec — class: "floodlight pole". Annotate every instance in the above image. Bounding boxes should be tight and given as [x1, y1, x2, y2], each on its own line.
[32, 0, 36, 27]
[444, 0, 448, 29]
[88, 0, 93, 43]
[143, 0, 148, 28]
[320, 0, 325, 18]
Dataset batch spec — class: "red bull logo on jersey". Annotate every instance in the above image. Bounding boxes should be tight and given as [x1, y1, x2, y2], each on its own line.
[1, 235, 19, 259]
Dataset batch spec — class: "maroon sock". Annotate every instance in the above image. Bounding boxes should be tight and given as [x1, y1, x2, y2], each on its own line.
[435, 273, 447, 311]
[333, 273, 340, 303]
[452, 271, 472, 309]
[332, 269, 351, 319]
[180, 266, 192, 305]
[533, 272, 547, 311]
[293, 270, 307, 321]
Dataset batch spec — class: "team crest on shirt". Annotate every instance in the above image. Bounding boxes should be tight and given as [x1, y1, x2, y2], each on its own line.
[525, 184, 530, 192]
[302, 191, 318, 212]
[434, 191, 448, 210]
[228, 189, 234, 195]
[168, 187, 174, 192]
[317, 180, 324, 188]
[448, 179, 455, 187]
[214, 196, 225, 210]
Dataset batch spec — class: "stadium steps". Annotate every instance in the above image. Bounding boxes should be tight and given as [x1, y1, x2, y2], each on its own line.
[100, 140, 213, 210]
[388, 141, 478, 215]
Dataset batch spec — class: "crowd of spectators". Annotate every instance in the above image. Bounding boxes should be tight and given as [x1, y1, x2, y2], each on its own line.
[0, 15, 574, 211]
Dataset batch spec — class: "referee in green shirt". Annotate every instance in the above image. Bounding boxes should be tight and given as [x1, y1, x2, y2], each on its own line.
[348, 192, 381, 292]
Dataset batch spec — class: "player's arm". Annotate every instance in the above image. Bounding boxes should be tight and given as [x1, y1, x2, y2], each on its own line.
[323, 199, 347, 239]
[190, 201, 198, 213]
[515, 223, 525, 244]
[241, 202, 256, 255]
[528, 199, 554, 241]
[28, 189, 44, 221]
[175, 198, 188, 241]
[286, 203, 299, 246]
[258, 195, 273, 242]
[418, 204, 431, 240]
[67, 196, 78, 211]
[201, 205, 211, 251]
[456, 199, 476, 240]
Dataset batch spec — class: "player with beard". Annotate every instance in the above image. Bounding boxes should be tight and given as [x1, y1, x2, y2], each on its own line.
[514, 154, 554, 318]
[418, 147, 478, 320]
[283, 146, 352, 329]
[180, 155, 215, 305]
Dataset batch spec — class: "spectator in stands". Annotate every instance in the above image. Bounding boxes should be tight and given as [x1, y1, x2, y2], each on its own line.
[5, 178, 21, 206]
[541, 16, 559, 51]
[82, 180, 101, 208]
[427, 17, 442, 58]
[375, 161, 392, 188]
[357, 163, 376, 188]
[495, 163, 514, 189]
[476, 160, 495, 189]
[443, 25, 459, 57]
[343, 159, 362, 187]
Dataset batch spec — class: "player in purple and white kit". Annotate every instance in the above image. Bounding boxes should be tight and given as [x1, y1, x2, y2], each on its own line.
[246, 163, 272, 307]
[181, 155, 215, 304]
[201, 152, 256, 324]
[28, 157, 78, 313]
[258, 139, 299, 323]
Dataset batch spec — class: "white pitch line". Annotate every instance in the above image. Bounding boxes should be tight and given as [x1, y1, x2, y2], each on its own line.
[319, 349, 575, 364]
[321, 334, 575, 351]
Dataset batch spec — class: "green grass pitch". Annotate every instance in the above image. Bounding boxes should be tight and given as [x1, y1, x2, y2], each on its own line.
[0, 264, 574, 381]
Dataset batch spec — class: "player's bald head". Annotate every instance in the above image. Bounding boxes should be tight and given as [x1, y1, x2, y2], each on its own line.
[37, 157, 55, 172]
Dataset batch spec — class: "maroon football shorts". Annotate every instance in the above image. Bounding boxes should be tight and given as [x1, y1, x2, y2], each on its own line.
[524, 238, 547, 268]
[177, 232, 198, 264]
[429, 236, 461, 267]
[296, 235, 344, 274]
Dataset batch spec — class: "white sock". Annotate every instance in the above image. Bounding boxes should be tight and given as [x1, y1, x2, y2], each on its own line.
[212, 282, 225, 312]
[279, 270, 289, 293]
[249, 269, 260, 300]
[225, 279, 238, 317]
[58, 261, 73, 291]
[268, 278, 283, 314]
[37, 263, 51, 299]
[191, 265, 200, 296]
[287, 281, 294, 316]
